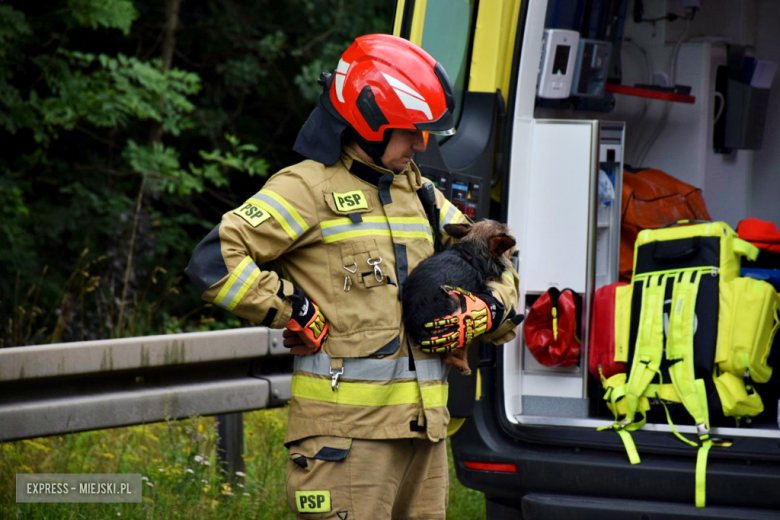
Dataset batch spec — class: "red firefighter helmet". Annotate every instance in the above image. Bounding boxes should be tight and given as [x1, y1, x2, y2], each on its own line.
[328, 34, 456, 142]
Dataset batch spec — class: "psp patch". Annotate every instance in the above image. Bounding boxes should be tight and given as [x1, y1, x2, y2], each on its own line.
[233, 201, 271, 228]
[295, 490, 331, 513]
[332, 190, 369, 212]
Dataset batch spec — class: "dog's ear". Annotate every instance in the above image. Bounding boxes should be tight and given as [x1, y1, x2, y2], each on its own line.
[444, 223, 472, 239]
[490, 234, 516, 257]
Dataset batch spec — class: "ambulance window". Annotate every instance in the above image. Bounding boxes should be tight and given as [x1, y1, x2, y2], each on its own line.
[420, 0, 475, 130]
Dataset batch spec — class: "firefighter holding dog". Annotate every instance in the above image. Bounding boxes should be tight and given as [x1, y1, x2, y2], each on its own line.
[186, 34, 519, 519]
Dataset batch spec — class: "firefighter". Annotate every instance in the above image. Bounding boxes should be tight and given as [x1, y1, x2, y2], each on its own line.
[186, 34, 519, 519]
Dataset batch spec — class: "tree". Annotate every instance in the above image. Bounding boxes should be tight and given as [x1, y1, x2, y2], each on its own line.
[0, 0, 393, 346]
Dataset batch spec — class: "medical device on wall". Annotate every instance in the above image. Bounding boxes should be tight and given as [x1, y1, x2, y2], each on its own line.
[571, 39, 612, 98]
[537, 29, 580, 99]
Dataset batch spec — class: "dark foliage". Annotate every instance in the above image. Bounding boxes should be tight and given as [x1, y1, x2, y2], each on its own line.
[0, 0, 393, 345]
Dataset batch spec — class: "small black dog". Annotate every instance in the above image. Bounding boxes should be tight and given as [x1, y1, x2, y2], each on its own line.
[403, 220, 516, 374]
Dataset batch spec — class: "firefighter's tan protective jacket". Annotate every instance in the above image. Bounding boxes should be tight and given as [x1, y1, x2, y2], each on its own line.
[186, 147, 519, 445]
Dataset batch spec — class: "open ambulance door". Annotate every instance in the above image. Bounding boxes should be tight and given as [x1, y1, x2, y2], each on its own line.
[450, 0, 780, 516]
[394, 0, 527, 429]
[501, 0, 780, 439]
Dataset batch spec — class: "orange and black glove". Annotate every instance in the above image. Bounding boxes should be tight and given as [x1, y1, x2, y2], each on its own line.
[285, 287, 329, 355]
[419, 286, 504, 353]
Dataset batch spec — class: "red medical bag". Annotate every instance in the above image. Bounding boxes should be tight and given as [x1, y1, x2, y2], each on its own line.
[588, 282, 629, 381]
[523, 288, 582, 368]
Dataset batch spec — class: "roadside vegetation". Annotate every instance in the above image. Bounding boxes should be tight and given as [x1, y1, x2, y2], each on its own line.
[1, 0, 394, 346]
[1, 2, 487, 517]
[0, 407, 486, 519]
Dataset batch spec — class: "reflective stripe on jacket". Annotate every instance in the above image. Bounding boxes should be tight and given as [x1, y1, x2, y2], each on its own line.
[186, 147, 519, 444]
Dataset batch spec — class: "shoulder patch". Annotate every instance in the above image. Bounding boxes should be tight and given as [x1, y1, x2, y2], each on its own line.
[332, 190, 369, 212]
[233, 201, 271, 228]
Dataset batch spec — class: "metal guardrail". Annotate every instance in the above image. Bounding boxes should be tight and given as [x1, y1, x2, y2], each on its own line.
[0, 328, 292, 446]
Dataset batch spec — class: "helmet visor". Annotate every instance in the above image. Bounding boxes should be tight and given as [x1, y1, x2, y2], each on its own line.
[414, 108, 456, 136]
[425, 127, 456, 136]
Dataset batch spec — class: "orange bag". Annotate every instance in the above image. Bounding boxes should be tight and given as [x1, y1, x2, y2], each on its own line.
[620, 169, 710, 281]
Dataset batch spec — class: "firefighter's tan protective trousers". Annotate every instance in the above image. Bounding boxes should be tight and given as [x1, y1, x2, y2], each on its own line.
[286, 436, 448, 519]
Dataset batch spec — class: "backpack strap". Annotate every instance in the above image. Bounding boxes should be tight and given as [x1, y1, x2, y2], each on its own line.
[623, 274, 667, 426]
[696, 435, 714, 507]
[597, 371, 642, 465]
[603, 274, 666, 466]
[667, 270, 709, 427]
[665, 268, 729, 508]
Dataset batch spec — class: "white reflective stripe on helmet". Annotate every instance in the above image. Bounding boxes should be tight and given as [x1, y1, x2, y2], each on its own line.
[382, 72, 433, 120]
[335, 59, 350, 103]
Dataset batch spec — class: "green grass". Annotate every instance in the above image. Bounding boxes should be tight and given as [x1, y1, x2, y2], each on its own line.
[1, 407, 485, 519]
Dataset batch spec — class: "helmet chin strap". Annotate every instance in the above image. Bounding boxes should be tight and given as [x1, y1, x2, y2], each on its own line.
[344, 128, 393, 170]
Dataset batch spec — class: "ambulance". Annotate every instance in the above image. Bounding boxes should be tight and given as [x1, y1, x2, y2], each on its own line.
[394, 0, 780, 517]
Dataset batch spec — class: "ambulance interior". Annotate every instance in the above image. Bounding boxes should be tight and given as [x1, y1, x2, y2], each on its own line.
[503, 0, 780, 440]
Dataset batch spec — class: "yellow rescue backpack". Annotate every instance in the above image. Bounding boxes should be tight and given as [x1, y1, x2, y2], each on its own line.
[600, 221, 780, 507]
